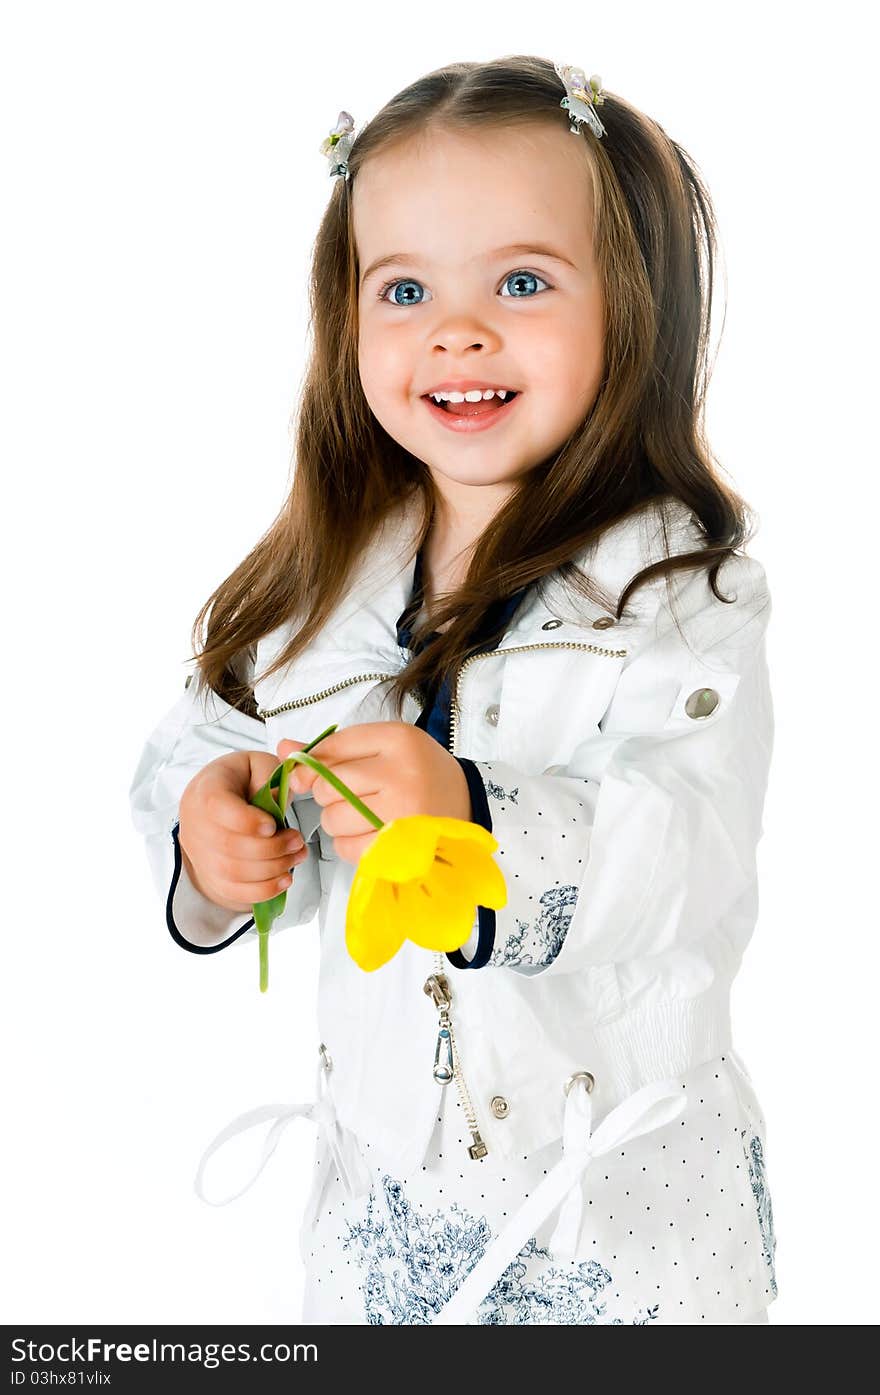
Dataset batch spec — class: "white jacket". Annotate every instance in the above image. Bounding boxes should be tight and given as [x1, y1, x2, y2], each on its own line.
[130, 492, 773, 1200]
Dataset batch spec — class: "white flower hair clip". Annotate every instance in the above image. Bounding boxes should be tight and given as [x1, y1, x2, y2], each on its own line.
[320, 110, 356, 180]
[553, 64, 606, 140]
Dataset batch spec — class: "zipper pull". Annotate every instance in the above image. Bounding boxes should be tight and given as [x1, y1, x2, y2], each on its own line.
[424, 974, 454, 1084]
[433, 1024, 454, 1084]
[467, 1130, 488, 1161]
[423, 973, 490, 1159]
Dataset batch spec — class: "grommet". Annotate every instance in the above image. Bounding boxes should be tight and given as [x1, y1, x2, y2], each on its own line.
[318, 1042, 333, 1073]
[484, 703, 500, 726]
[490, 1095, 510, 1119]
[541, 618, 563, 630]
[684, 687, 720, 719]
[564, 1070, 595, 1096]
[592, 616, 616, 629]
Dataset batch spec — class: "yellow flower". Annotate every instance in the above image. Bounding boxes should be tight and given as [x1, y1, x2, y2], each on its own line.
[345, 815, 507, 972]
[252, 730, 509, 986]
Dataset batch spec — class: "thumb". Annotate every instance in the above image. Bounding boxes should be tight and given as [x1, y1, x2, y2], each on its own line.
[277, 737, 310, 794]
[276, 738, 307, 757]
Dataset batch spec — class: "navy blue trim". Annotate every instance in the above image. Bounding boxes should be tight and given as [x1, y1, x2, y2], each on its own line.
[395, 539, 531, 971]
[455, 756, 491, 831]
[167, 821, 255, 954]
[445, 757, 496, 970]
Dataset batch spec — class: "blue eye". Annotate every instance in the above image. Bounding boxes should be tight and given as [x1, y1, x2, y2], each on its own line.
[376, 268, 552, 305]
[499, 270, 550, 298]
[379, 278, 429, 306]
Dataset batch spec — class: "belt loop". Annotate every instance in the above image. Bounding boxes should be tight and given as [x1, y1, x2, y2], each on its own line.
[550, 1071, 595, 1259]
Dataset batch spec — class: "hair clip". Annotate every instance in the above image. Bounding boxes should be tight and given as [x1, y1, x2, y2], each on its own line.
[553, 64, 606, 139]
[320, 111, 356, 180]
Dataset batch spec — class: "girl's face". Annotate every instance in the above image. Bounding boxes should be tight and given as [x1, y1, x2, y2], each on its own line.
[354, 122, 604, 525]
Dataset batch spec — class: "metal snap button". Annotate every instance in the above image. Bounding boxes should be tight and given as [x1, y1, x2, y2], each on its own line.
[564, 1070, 595, 1097]
[490, 1095, 510, 1119]
[684, 687, 720, 719]
[541, 618, 563, 630]
[484, 703, 500, 726]
[592, 616, 616, 629]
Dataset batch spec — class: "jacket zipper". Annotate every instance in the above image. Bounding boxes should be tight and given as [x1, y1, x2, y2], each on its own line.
[256, 672, 400, 720]
[423, 966, 488, 1159]
[438, 638, 626, 1159]
[255, 640, 626, 723]
[448, 638, 626, 753]
[256, 640, 626, 1162]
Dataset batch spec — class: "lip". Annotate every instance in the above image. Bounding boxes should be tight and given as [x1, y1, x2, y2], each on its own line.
[421, 392, 521, 434]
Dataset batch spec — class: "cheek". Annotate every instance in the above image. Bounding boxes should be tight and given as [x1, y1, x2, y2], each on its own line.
[544, 318, 604, 415]
[358, 323, 412, 407]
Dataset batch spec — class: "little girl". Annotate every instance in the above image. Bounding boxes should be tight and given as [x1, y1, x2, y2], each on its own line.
[130, 55, 777, 1325]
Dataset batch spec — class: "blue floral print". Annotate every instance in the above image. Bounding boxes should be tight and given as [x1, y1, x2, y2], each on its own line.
[488, 885, 577, 967]
[485, 778, 519, 804]
[342, 1174, 661, 1325]
[741, 1130, 778, 1297]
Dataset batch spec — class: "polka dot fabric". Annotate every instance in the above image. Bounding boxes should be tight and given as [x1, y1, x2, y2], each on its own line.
[300, 1047, 777, 1324]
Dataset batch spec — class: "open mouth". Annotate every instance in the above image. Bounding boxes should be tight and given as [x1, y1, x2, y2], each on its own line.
[421, 391, 522, 433]
[426, 391, 519, 417]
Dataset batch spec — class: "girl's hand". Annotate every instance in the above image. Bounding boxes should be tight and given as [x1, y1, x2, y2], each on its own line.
[178, 751, 308, 911]
[276, 723, 472, 866]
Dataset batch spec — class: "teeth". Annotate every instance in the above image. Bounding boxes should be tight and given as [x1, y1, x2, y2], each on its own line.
[429, 388, 514, 404]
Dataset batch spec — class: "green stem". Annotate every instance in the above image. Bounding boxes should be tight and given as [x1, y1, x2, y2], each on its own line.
[250, 726, 387, 995]
[259, 930, 268, 992]
[283, 752, 385, 830]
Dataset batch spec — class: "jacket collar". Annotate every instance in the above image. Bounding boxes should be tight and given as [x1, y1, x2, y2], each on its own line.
[258, 489, 702, 687]
[330, 488, 701, 655]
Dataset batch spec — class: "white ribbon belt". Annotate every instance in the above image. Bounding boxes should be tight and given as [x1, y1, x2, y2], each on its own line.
[194, 1056, 686, 1323]
[193, 1051, 371, 1263]
[430, 1073, 687, 1326]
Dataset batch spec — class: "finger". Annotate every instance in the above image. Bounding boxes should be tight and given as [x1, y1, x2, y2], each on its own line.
[279, 727, 383, 767]
[276, 738, 307, 752]
[320, 798, 382, 839]
[332, 829, 380, 866]
[214, 844, 311, 895]
[242, 844, 311, 880]
[205, 785, 281, 839]
[277, 751, 320, 796]
[308, 756, 385, 807]
[191, 823, 305, 864]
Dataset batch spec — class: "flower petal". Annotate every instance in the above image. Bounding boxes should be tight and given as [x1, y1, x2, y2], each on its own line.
[359, 817, 438, 881]
[345, 875, 406, 972]
[394, 876, 476, 952]
[434, 836, 507, 910]
[425, 815, 500, 855]
[342, 814, 508, 973]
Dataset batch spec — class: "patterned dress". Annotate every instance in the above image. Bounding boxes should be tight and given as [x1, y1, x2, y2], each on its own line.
[297, 544, 778, 1325]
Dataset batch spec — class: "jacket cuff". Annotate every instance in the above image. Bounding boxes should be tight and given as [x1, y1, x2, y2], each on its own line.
[456, 758, 600, 973]
[443, 757, 497, 969]
[167, 821, 256, 953]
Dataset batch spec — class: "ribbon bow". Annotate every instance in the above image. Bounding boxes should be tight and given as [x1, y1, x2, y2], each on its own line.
[430, 1073, 685, 1325]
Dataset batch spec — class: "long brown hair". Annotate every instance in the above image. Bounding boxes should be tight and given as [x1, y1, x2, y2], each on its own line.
[190, 54, 757, 721]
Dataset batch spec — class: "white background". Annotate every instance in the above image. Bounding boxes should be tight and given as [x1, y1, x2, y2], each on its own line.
[2, 0, 876, 1327]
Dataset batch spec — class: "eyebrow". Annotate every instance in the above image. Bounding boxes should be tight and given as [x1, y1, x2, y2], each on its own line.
[359, 242, 578, 288]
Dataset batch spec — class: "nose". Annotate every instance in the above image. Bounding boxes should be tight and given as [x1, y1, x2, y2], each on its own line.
[429, 317, 502, 356]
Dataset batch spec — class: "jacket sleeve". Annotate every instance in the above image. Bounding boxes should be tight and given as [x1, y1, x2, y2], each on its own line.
[455, 552, 773, 975]
[129, 677, 322, 953]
